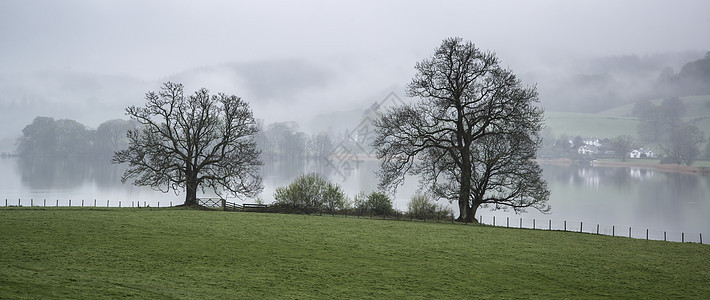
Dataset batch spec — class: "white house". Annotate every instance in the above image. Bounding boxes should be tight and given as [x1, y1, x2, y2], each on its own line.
[578, 145, 599, 155]
[629, 148, 655, 159]
[583, 137, 601, 147]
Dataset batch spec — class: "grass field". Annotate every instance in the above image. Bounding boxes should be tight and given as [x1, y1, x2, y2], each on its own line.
[1, 208, 709, 298]
[544, 112, 640, 139]
[545, 94, 710, 141]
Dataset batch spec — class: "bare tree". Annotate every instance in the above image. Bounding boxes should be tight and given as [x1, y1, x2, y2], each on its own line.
[660, 125, 705, 166]
[373, 37, 549, 222]
[113, 82, 263, 206]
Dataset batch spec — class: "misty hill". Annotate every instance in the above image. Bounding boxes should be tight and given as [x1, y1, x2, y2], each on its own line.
[538, 51, 706, 113]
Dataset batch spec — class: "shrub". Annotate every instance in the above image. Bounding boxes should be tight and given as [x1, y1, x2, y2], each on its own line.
[407, 194, 437, 220]
[407, 194, 455, 220]
[365, 191, 393, 216]
[272, 173, 346, 214]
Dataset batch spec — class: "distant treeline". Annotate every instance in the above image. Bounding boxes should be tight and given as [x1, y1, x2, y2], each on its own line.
[15, 117, 337, 163]
[255, 121, 335, 161]
[16, 117, 139, 162]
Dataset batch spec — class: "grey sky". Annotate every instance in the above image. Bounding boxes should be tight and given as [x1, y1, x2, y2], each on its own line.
[2, 0, 708, 77]
[1, 0, 708, 131]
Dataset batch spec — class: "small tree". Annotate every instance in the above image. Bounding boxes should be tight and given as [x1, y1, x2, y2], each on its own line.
[353, 191, 369, 216]
[113, 82, 263, 206]
[610, 135, 634, 161]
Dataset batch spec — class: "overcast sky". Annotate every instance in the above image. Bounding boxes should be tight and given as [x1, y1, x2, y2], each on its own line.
[1, 0, 709, 131]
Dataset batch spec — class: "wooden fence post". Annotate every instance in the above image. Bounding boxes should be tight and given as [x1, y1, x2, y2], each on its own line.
[646, 229, 649, 240]
[506, 217, 509, 228]
[564, 221, 567, 231]
[107, 200, 109, 207]
[222, 199, 226, 211]
[31, 198, 33, 207]
[69, 199, 72, 207]
[493, 216, 496, 226]
[700, 233, 702, 244]
[629, 227, 631, 238]
[18, 199, 21, 207]
[549, 220, 551, 230]
[580, 222, 583, 233]
[596, 224, 599, 235]
[44, 199, 46, 207]
[664, 231, 666, 241]
[612, 226, 615, 236]
[56, 199, 58, 207]
[519, 218, 522, 228]
[533, 219, 536, 229]
[682, 232, 684, 243]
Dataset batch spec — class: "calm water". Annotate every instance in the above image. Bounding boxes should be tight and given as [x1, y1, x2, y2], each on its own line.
[1, 158, 708, 241]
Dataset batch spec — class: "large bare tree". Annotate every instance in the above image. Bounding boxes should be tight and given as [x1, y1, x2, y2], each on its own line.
[373, 38, 549, 222]
[113, 82, 263, 206]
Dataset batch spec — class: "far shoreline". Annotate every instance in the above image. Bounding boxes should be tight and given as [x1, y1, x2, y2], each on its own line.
[537, 158, 710, 175]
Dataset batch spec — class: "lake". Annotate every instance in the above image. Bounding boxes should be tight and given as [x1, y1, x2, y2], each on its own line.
[1, 158, 708, 242]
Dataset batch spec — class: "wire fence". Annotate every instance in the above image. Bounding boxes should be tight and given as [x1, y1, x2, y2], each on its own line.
[3, 198, 704, 244]
[3, 198, 175, 209]
[478, 215, 704, 244]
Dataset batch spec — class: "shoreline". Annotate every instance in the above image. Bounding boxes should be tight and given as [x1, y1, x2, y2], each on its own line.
[537, 158, 710, 174]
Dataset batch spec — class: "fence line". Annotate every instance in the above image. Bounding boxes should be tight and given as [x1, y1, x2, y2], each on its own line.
[481, 215, 703, 244]
[3, 198, 703, 244]
[3, 198, 174, 209]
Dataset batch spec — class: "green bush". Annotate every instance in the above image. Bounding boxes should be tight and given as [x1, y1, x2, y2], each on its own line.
[407, 194, 454, 220]
[272, 173, 346, 214]
[352, 191, 393, 216]
[407, 194, 436, 220]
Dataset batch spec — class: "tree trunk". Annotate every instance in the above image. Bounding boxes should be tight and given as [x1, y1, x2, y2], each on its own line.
[184, 176, 198, 206]
[469, 202, 478, 224]
[459, 148, 474, 223]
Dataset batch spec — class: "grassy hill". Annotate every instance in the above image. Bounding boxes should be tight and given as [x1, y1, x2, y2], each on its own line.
[2, 208, 708, 298]
[545, 95, 710, 141]
[544, 112, 640, 139]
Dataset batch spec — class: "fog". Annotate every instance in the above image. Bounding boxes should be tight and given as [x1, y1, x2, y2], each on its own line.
[1, 0, 709, 150]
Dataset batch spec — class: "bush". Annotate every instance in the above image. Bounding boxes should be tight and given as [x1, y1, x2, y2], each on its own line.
[351, 191, 393, 216]
[407, 194, 437, 220]
[272, 173, 346, 214]
[406, 194, 454, 221]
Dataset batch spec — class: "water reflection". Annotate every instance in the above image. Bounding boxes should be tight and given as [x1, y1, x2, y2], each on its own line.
[488, 163, 710, 236]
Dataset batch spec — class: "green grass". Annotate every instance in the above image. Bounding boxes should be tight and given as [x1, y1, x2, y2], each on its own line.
[545, 95, 710, 141]
[599, 95, 710, 119]
[1, 208, 709, 298]
[545, 112, 640, 139]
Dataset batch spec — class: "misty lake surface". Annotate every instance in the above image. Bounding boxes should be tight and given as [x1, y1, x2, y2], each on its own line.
[2, 158, 708, 242]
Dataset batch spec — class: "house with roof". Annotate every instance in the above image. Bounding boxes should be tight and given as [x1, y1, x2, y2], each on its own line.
[629, 148, 655, 159]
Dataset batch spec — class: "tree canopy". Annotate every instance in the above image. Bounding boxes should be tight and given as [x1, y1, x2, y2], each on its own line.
[113, 82, 263, 206]
[373, 37, 549, 222]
